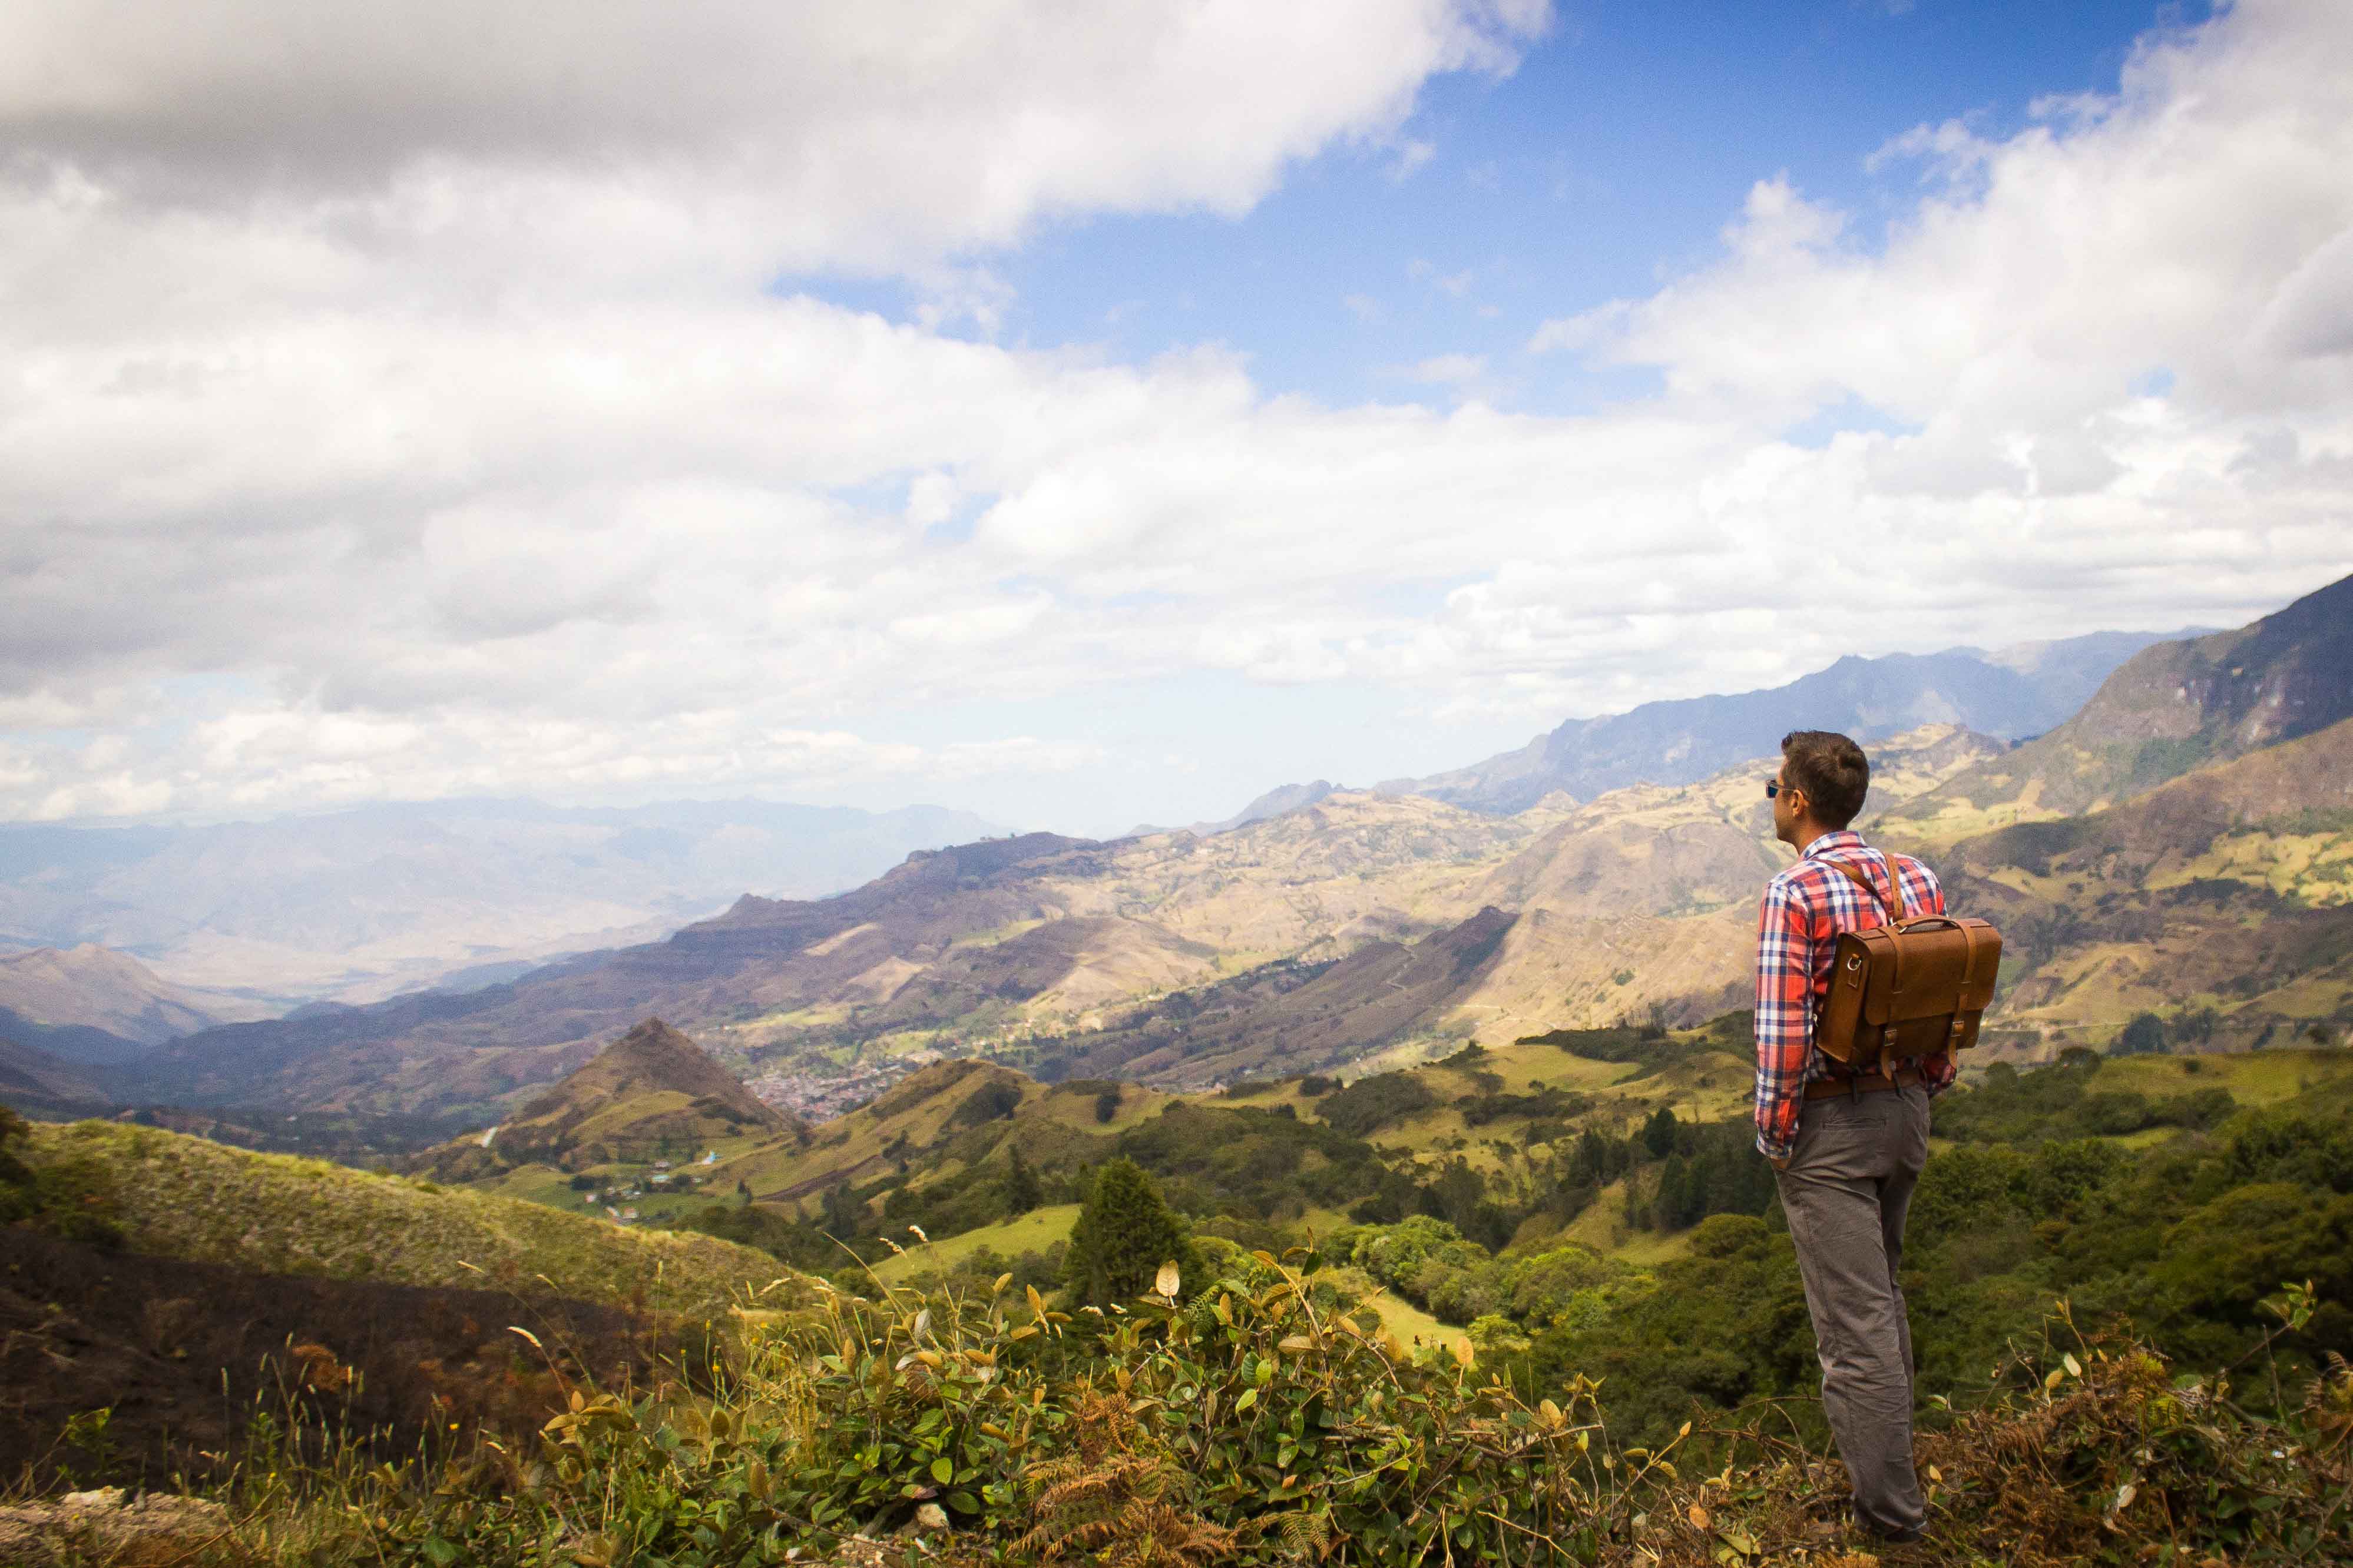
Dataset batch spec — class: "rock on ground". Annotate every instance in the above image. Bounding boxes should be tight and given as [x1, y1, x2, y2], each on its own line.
[0, 1487, 230, 1566]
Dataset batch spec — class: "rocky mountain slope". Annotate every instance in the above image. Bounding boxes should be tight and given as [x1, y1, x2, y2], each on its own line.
[1386, 628, 2189, 814]
[1894, 572, 2353, 838]
[0, 797, 998, 1008]
[1935, 713, 2353, 1040]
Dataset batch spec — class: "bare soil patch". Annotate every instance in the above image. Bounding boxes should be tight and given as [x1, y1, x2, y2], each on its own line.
[0, 1225, 681, 1489]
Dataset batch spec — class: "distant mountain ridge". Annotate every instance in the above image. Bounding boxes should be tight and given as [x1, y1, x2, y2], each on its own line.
[1128, 780, 1343, 840]
[0, 1035, 107, 1117]
[1379, 628, 2196, 816]
[121, 730, 1995, 1118]
[0, 797, 1002, 1007]
[128, 831, 1113, 1118]
[0, 944, 266, 1065]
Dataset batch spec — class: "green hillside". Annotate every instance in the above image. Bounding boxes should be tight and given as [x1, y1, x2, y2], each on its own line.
[410, 1016, 801, 1184]
[866, 1202, 1083, 1284]
[19, 1118, 787, 1317]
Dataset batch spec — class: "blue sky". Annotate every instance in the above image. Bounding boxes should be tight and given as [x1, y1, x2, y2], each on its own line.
[823, 1, 2208, 419]
[4, 0, 2348, 838]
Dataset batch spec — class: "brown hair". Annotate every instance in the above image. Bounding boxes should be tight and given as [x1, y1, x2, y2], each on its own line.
[1780, 730, 1870, 828]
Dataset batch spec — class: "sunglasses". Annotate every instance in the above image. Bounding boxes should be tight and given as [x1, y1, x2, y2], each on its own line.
[1765, 781, 1793, 800]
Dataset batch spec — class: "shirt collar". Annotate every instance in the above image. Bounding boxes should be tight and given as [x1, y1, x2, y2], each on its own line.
[1802, 829, 1867, 861]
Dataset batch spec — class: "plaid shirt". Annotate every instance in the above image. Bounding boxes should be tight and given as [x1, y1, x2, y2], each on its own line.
[1753, 828, 1954, 1161]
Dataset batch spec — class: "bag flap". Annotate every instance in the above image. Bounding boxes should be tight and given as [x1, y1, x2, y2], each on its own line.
[1844, 920, 2003, 1025]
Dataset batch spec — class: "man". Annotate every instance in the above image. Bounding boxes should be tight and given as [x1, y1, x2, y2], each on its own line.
[1754, 730, 1952, 1544]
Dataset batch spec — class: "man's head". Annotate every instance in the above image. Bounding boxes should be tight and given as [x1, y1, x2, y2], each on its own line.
[1772, 730, 1869, 848]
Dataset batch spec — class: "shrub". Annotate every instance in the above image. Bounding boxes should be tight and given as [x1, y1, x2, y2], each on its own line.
[1687, 1214, 1770, 1259]
[1344, 1215, 1462, 1294]
[948, 1079, 1024, 1131]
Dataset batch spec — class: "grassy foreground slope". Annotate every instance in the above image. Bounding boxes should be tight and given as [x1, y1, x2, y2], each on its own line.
[24, 1119, 786, 1317]
[84, 1242, 2349, 1567]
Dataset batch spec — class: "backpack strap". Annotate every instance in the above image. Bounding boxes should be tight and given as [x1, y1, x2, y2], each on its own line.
[1827, 851, 1910, 1080]
[1826, 855, 1902, 923]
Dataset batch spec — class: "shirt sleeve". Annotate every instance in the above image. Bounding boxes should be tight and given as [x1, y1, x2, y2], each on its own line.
[1753, 877, 1816, 1161]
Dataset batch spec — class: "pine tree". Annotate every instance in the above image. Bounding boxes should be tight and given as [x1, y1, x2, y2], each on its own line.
[1061, 1158, 1197, 1307]
[1002, 1146, 1043, 1215]
[1649, 1154, 1689, 1231]
[1642, 1107, 1679, 1159]
[819, 1179, 863, 1241]
[1574, 1127, 1611, 1186]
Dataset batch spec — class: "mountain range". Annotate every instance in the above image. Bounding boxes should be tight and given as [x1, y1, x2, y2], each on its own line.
[1381, 628, 2196, 814]
[7, 576, 2349, 1137]
[84, 719, 2111, 1118]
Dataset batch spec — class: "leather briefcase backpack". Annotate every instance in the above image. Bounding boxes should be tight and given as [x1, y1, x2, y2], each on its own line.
[1814, 851, 2003, 1080]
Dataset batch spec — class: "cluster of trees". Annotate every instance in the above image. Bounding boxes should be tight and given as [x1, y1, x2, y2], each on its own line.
[2113, 1007, 2223, 1053]
[1623, 1115, 1776, 1232]
[1935, 1050, 2238, 1143]
[1314, 1072, 1437, 1137]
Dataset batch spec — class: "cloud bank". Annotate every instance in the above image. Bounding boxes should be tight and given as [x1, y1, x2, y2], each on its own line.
[2, 0, 2348, 826]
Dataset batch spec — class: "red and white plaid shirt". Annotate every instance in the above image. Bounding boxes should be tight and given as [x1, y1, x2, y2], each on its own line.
[1753, 828, 1954, 1161]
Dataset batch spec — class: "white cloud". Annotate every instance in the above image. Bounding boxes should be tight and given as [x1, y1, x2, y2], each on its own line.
[1404, 353, 1490, 385]
[2, 0, 2351, 828]
[1409, 258, 1478, 297]
[1, 1, 1546, 273]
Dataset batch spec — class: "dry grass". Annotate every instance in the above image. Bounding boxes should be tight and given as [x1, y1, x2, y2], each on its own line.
[25, 1119, 783, 1316]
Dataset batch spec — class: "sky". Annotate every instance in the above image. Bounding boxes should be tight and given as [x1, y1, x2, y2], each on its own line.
[4, 0, 2349, 838]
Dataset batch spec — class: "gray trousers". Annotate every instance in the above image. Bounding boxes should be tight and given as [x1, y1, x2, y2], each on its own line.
[1774, 1085, 1931, 1537]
